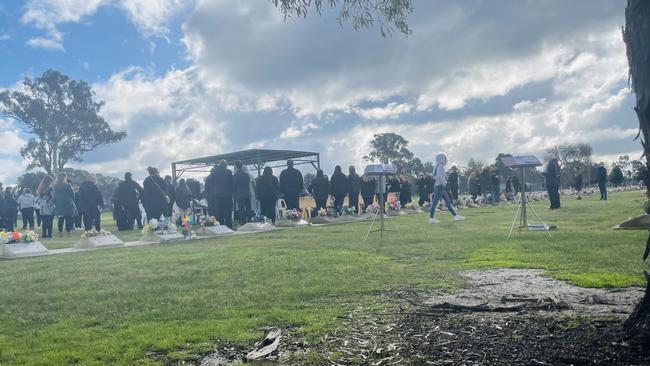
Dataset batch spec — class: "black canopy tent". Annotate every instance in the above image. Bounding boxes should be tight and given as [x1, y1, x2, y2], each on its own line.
[171, 148, 320, 183]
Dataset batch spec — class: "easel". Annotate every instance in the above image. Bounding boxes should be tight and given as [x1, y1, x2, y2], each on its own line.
[507, 166, 551, 238]
[364, 175, 399, 241]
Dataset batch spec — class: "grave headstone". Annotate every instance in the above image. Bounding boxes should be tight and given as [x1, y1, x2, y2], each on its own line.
[75, 235, 124, 249]
[1, 242, 48, 258]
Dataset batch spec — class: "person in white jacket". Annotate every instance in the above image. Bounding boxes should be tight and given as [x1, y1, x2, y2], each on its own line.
[429, 153, 465, 224]
[17, 188, 36, 229]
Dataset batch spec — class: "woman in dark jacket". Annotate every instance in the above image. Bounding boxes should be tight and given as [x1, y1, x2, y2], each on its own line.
[143, 167, 169, 221]
[360, 175, 376, 212]
[347, 166, 361, 214]
[255, 167, 280, 223]
[329, 166, 347, 214]
[4, 187, 18, 231]
[399, 176, 412, 208]
[308, 169, 330, 216]
[53, 173, 76, 236]
[175, 179, 193, 216]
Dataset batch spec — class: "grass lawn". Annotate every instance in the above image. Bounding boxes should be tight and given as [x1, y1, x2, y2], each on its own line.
[0, 191, 646, 365]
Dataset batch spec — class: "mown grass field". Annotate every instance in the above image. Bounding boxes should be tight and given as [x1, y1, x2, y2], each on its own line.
[0, 191, 646, 365]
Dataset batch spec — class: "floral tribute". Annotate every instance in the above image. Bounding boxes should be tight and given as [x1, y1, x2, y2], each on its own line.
[387, 199, 401, 211]
[180, 215, 195, 239]
[141, 218, 160, 235]
[403, 202, 419, 210]
[0, 230, 40, 244]
[365, 203, 380, 214]
[317, 208, 334, 217]
[341, 206, 357, 216]
[197, 213, 219, 227]
[283, 209, 302, 220]
[80, 229, 112, 239]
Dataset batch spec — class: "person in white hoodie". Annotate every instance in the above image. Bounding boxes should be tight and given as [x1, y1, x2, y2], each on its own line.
[429, 153, 465, 224]
[17, 188, 36, 230]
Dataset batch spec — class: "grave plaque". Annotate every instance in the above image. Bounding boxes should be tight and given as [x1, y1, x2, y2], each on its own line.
[206, 225, 235, 235]
[1, 242, 48, 258]
[75, 235, 124, 249]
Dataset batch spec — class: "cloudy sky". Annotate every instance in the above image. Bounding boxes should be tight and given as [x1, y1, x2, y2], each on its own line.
[0, 0, 641, 183]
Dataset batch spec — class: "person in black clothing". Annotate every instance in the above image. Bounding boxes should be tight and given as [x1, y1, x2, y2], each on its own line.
[233, 160, 252, 226]
[544, 154, 561, 210]
[597, 162, 608, 200]
[469, 172, 480, 202]
[187, 178, 202, 199]
[280, 160, 304, 210]
[4, 187, 18, 231]
[205, 160, 234, 229]
[175, 179, 193, 217]
[388, 176, 401, 203]
[118, 172, 144, 229]
[79, 176, 104, 231]
[347, 166, 361, 214]
[308, 169, 329, 217]
[416, 173, 429, 206]
[0, 183, 6, 231]
[573, 166, 583, 200]
[256, 166, 280, 223]
[489, 165, 501, 204]
[143, 167, 169, 222]
[112, 186, 128, 231]
[447, 166, 459, 206]
[399, 176, 412, 208]
[425, 174, 435, 203]
[163, 175, 175, 218]
[72, 185, 82, 229]
[329, 165, 347, 215]
[360, 175, 375, 212]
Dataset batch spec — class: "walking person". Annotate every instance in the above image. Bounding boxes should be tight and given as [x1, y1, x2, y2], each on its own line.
[360, 175, 376, 212]
[143, 167, 169, 222]
[543, 154, 562, 210]
[308, 169, 329, 217]
[4, 187, 18, 231]
[347, 166, 361, 214]
[574, 166, 584, 200]
[36, 176, 55, 238]
[118, 172, 144, 229]
[255, 167, 280, 223]
[233, 160, 252, 226]
[53, 173, 76, 236]
[279, 160, 304, 211]
[429, 153, 465, 224]
[17, 188, 36, 230]
[79, 175, 104, 231]
[597, 162, 608, 200]
[329, 165, 347, 215]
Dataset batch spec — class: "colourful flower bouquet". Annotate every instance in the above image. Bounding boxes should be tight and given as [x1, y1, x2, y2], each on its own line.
[341, 206, 357, 216]
[284, 209, 302, 220]
[141, 219, 159, 235]
[0, 230, 40, 244]
[180, 215, 195, 239]
[80, 229, 112, 239]
[365, 202, 380, 214]
[403, 202, 419, 210]
[387, 199, 401, 211]
[197, 214, 219, 227]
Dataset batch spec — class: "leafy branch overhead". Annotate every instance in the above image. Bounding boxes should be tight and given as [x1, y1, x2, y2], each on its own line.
[271, 0, 413, 36]
[0, 69, 126, 175]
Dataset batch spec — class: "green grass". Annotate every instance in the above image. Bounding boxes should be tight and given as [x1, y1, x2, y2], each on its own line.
[0, 191, 646, 365]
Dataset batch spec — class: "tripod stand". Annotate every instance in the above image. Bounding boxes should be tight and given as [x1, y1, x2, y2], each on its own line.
[364, 176, 399, 241]
[508, 166, 551, 239]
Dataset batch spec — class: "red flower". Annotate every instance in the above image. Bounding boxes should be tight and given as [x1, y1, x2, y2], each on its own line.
[11, 231, 20, 241]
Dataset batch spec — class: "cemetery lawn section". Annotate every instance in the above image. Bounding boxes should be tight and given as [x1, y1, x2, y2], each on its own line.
[0, 191, 646, 365]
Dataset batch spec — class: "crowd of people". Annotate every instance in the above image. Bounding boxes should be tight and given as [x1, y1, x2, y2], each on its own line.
[0, 152, 617, 238]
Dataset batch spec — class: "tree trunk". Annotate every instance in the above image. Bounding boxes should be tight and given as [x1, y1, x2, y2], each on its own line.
[623, 0, 650, 347]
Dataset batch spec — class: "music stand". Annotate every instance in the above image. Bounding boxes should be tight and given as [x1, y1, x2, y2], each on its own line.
[501, 155, 551, 238]
[363, 164, 400, 241]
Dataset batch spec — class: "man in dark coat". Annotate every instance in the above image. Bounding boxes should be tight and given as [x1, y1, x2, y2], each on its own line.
[279, 160, 304, 210]
[597, 162, 608, 200]
[489, 165, 501, 204]
[308, 169, 330, 216]
[112, 186, 128, 231]
[399, 176, 412, 208]
[447, 166, 460, 206]
[544, 154, 562, 210]
[164, 175, 176, 218]
[511, 173, 520, 195]
[416, 173, 429, 206]
[118, 172, 144, 229]
[206, 160, 234, 229]
[143, 167, 169, 221]
[187, 178, 202, 199]
[78, 176, 104, 231]
[329, 166, 347, 214]
[233, 160, 252, 226]
[347, 166, 361, 214]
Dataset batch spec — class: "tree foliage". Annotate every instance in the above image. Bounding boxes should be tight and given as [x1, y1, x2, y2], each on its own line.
[609, 166, 625, 186]
[271, 0, 413, 36]
[0, 70, 126, 175]
[363, 132, 413, 165]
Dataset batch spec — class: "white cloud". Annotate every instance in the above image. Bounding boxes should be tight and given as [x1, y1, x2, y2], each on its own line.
[26, 36, 65, 51]
[355, 102, 413, 120]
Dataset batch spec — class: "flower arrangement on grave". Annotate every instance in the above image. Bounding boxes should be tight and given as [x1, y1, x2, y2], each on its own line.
[365, 202, 380, 214]
[317, 208, 333, 217]
[197, 213, 219, 227]
[387, 198, 401, 211]
[341, 206, 357, 216]
[80, 229, 112, 239]
[141, 219, 159, 235]
[283, 209, 301, 220]
[0, 230, 39, 244]
[404, 202, 419, 210]
[180, 215, 194, 239]
[421, 201, 432, 209]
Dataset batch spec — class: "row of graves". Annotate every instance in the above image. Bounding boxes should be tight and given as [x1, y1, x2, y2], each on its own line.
[0, 198, 428, 260]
